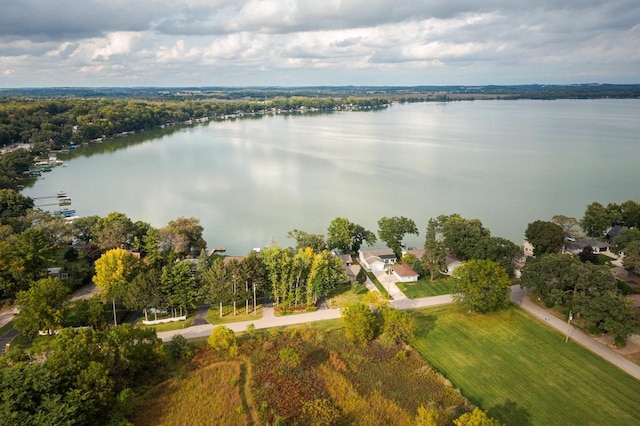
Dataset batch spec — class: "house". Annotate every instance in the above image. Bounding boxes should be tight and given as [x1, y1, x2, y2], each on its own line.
[338, 254, 353, 267]
[358, 248, 397, 272]
[606, 225, 625, 242]
[46, 267, 68, 280]
[523, 239, 535, 257]
[391, 263, 419, 282]
[403, 248, 425, 260]
[444, 254, 463, 275]
[562, 239, 610, 255]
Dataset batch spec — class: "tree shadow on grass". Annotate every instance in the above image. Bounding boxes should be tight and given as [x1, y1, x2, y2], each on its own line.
[488, 399, 533, 426]
[411, 311, 438, 336]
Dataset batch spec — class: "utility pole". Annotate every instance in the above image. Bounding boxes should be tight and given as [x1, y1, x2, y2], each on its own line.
[565, 310, 573, 343]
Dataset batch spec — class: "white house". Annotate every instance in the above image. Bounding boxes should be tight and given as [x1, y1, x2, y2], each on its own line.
[444, 254, 463, 275]
[359, 248, 397, 272]
[391, 263, 419, 282]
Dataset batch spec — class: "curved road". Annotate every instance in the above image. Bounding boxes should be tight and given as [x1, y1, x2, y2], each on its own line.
[157, 285, 640, 381]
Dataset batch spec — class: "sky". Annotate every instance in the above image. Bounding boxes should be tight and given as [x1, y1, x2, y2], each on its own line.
[0, 0, 639, 87]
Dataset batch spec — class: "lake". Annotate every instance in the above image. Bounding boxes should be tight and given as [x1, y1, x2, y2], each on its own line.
[23, 99, 640, 255]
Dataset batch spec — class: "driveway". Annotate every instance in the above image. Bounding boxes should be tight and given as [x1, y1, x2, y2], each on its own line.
[372, 269, 407, 301]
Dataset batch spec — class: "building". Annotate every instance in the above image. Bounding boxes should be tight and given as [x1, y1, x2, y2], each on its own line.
[391, 263, 419, 282]
[358, 248, 397, 272]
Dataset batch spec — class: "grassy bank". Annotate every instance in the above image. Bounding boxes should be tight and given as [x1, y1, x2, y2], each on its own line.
[411, 305, 640, 425]
[396, 276, 457, 298]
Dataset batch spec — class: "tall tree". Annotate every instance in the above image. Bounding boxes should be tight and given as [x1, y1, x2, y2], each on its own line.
[580, 202, 611, 238]
[423, 218, 447, 281]
[161, 260, 200, 317]
[377, 216, 418, 258]
[15, 228, 55, 280]
[259, 246, 293, 306]
[524, 220, 564, 256]
[551, 214, 581, 238]
[92, 212, 136, 251]
[327, 217, 377, 252]
[0, 188, 33, 222]
[93, 248, 141, 325]
[306, 250, 347, 305]
[437, 214, 490, 260]
[287, 229, 327, 252]
[165, 217, 206, 256]
[620, 200, 640, 228]
[15, 277, 70, 336]
[452, 259, 511, 313]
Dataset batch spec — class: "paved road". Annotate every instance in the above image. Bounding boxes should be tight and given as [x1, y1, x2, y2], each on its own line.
[510, 285, 640, 380]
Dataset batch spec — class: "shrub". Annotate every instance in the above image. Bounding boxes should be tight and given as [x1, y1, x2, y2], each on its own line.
[167, 334, 194, 361]
[207, 326, 237, 356]
[341, 303, 376, 345]
[279, 347, 301, 369]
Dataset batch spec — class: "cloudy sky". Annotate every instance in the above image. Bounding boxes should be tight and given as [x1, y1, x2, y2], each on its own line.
[1, 0, 639, 87]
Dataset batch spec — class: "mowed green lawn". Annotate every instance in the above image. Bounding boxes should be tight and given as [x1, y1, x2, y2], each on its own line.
[396, 276, 457, 298]
[411, 305, 640, 426]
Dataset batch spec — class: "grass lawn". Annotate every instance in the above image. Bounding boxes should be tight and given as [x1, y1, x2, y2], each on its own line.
[411, 305, 640, 426]
[325, 283, 365, 308]
[396, 276, 457, 298]
[205, 304, 264, 325]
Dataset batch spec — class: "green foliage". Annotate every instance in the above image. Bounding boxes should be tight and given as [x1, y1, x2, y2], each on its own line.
[454, 407, 503, 426]
[161, 260, 200, 315]
[300, 398, 341, 426]
[327, 217, 376, 252]
[580, 202, 612, 237]
[167, 334, 194, 361]
[521, 253, 638, 343]
[436, 214, 490, 260]
[0, 325, 165, 425]
[524, 220, 564, 256]
[452, 260, 511, 313]
[278, 347, 301, 369]
[208, 326, 237, 356]
[93, 248, 141, 302]
[341, 303, 377, 345]
[377, 216, 418, 258]
[355, 266, 367, 284]
[287, 229, 326, 252]
[92, 212, 136, 251]
[622, 240, 640, 273]
[381, 308, 416, 344]
[0, 188, 34, 222]
[16, 227, 55, 280]
[15, 277, 69, 336]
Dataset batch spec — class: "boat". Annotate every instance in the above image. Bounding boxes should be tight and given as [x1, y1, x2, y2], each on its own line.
[56, 191, 67, 198]
[58, 199, 71, 206]
[60, 210, 76, 217]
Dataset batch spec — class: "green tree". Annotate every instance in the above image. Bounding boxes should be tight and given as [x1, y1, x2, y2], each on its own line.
[423, 218, 447, 281]
[381, 308, 416, 344]
[306, 250, 347, 305]
[551, 214, 581, 238]
[165, 216, 206, 256]
[15, 277, 70, 336]
[341, 303, 376, 345]
[0, 188, 34, 222]
[454, 407, 503, 426]
[524, 220, 564, 256]
[377, 216, 418, 259]
[287, 229, 326, 252]
[326, 217, 354, 252]
[623, 240, 640, 273]
[161, 260, 200, 317]
[93, 248, 141, 325]
[92, 212, 136, 251]
[16, 227, 55, 280]
[260, 246, 293, 306]
[437, 214, 490, 260]
[580, 202, 611, 237]
[208, 325, 237, 356]
[452, 260, 511, 313]
[356, 266, 367, 284]
[620, 200, 640, 228]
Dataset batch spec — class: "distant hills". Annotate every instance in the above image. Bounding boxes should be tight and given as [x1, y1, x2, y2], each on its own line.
[1, 84, 639, 100]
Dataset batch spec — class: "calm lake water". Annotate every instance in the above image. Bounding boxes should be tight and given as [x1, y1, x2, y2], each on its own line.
[23, 99, 640, 254]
